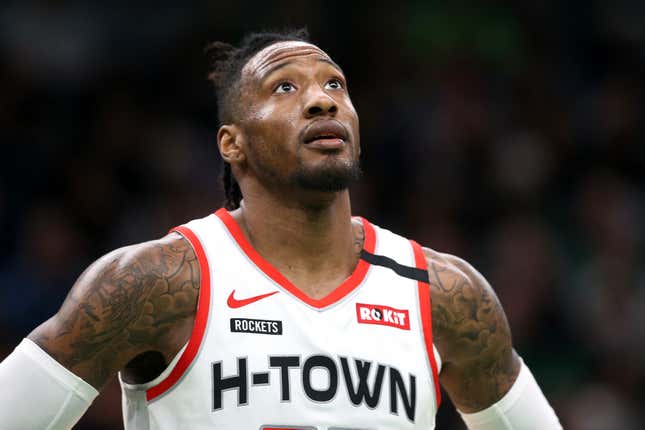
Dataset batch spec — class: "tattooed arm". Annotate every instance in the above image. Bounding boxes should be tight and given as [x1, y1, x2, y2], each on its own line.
[27, 232, 200, 390]
[423, 248, 521, 413]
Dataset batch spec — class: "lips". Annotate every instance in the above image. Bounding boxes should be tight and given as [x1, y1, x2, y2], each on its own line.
[302, 120, 349, 145]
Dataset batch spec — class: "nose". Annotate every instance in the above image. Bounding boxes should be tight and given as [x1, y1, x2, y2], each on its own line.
[303, 86, 338, 118]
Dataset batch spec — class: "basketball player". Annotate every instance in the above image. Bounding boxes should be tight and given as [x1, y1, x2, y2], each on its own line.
[0, 30, 561, 429]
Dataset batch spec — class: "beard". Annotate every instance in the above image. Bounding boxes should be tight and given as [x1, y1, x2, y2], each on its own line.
[289, 157, 362, 192]
[245, 133, 363, 193]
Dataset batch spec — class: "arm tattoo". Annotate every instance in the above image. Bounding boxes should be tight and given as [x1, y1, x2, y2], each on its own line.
[425, 249, 520, 412]
[29, 234, 200, 389]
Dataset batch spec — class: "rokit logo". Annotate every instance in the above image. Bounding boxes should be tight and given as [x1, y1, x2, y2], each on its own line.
[356, 303, 410, 330]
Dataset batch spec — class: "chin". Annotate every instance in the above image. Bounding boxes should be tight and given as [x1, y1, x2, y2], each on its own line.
[291, 159, 362, 192]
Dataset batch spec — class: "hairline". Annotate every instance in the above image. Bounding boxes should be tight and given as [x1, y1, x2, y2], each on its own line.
[241, 41, 326, 76]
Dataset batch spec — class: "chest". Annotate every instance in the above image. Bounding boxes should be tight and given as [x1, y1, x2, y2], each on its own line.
[149, 258, 435, 428]
[128, 212, 440, 429]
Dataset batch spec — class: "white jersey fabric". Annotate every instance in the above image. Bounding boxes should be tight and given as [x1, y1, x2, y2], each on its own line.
[120, 209, 442, 430]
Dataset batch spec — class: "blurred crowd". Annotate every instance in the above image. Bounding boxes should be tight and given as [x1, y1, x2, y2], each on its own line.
[1, 1, 644, 429]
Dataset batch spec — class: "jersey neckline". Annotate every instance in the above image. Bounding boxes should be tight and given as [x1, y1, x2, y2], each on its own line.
[215, 208, 376, 309]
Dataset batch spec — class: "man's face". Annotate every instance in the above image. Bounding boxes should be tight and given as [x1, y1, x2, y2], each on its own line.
[235, 41, 361, 192]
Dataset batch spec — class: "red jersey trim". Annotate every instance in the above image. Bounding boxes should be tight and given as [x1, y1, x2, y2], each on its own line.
[411, 240, 442, 409]
[146, 225, 212, 402]
[215, 208, 376, 309]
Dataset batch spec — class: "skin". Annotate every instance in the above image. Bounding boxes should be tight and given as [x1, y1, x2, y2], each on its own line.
[24, 40, 520, 414]
[28, 233, 199, 389]
[423, 248, 520, 412]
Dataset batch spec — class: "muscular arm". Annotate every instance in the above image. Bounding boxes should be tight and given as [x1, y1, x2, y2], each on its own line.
[27, 232, 200, 390]
[424, 248, 521, 413]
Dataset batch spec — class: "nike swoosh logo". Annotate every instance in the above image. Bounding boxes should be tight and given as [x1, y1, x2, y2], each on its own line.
[227, 290, 279, 308]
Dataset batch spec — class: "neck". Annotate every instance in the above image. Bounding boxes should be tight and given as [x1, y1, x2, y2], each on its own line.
[230, 185, 358, 296]
[239, 188, 354, 265]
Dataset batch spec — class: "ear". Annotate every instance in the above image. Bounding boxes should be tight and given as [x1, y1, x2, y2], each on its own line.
[217, 125, 246, 165]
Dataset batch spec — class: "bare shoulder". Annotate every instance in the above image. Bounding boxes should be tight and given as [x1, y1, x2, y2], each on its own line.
[28, 232, 200, 390]
[422, 247, 520, 413]
[421, 247, 502, 359]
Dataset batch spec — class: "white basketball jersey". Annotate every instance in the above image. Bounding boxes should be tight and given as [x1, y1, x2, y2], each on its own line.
[120, 209, 442, 430]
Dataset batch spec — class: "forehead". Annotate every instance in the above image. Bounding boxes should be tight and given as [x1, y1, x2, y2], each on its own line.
[241, 41, 334, 81]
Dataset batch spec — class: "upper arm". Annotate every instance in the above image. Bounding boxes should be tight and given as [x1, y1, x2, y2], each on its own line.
[423, 248, 521, 413]
[27, 232, 200, 391]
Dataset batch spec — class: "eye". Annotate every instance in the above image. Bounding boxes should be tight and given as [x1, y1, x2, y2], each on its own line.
[325, 79, 344, 90]
[274, 82, 296, 93]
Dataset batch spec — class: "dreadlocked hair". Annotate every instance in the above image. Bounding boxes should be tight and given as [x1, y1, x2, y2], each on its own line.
[222, 163, 242, 210]
[205, 28, 311, 210]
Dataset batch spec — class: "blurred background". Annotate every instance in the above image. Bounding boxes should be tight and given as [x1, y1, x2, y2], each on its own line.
[1, 0, 644, 428]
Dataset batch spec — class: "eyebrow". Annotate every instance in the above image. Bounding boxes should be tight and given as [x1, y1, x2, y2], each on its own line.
[259, 57, 344, 83]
